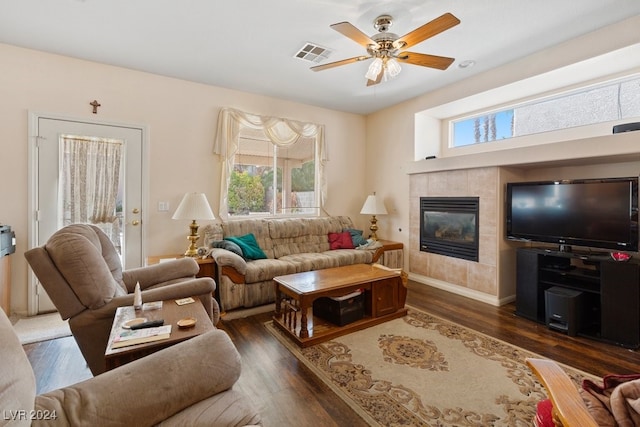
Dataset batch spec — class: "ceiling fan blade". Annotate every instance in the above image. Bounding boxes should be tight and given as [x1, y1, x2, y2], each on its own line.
[330, 22, 376, 47]
[311, 56, 370, 72]
[366, 71, 383, 86]
[396, 52, 455, 70]
[394, 13, 460, 50]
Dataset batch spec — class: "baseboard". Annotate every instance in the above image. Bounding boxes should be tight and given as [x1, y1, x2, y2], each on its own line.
[408, 272, 514, 307]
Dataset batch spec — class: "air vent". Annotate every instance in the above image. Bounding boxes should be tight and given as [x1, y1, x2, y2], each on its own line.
[294, 42, 332, 63]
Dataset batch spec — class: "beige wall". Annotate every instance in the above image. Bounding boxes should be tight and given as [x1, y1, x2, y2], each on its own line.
[0, 43, 367, 315]
[2, 17, 638, 314]
[365, 16, 640, 303]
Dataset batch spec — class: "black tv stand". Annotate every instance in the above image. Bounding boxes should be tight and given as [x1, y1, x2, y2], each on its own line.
[515, 247, 640, 348]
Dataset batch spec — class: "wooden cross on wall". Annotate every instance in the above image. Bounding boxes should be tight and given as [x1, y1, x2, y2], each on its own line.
[90, 100, 101, 114]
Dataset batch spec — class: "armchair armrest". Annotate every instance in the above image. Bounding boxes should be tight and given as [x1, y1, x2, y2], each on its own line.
[371, 246, 384, 263]
[141, 277, 216, 299]
[209, 248, 247, 275]
[526, 358, 598, 427]
[86, 277, 215, 320]
[209, 248, 247, 284]
[123, 258, 200, 292]
[34, 330, 241, 427]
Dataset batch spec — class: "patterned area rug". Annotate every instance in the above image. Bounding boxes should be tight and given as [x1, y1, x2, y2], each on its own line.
[265, 306, 598, 426]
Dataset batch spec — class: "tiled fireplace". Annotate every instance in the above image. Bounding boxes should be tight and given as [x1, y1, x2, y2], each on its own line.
[409, 167, 504, 303]
[420, 197, 479, 262]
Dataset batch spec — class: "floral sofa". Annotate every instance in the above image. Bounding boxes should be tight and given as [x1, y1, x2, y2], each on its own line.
[202, 216, 384, 311]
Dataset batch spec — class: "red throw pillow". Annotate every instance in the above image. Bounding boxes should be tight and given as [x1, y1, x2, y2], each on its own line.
[534, 399, 554, 427]
[328, 231, 355, 250]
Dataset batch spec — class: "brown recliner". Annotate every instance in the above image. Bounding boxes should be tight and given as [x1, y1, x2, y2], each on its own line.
[1, 307, 261, 426]
[25, 224, 221, 375]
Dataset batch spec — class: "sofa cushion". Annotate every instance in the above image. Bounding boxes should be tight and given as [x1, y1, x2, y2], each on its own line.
[321, 249, 374, 266]
[269, 217, 353, 258]
[244, 258, 298, 283]
[278, 253, 340, 272]
[225, 234, 267, 260]
[328, 231, 355, 249]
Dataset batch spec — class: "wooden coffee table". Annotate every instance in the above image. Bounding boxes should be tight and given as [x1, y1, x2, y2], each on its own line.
[273, 264, 407, 347]
[105, 298, 214, 370]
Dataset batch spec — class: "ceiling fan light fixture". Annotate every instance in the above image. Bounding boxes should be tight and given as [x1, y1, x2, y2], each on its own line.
[365, 57, 383, 81]
[315, 12, 460, 87]
[386, 58, 401, 78]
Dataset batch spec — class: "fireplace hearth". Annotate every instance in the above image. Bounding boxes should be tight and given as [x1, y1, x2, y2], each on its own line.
[420, 197, 479, 261]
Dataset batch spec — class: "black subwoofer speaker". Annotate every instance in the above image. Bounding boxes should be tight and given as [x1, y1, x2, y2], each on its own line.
[544, 286, 585, 337]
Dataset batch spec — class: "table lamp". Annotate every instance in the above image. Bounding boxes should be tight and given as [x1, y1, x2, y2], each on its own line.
[172, 192, 215, 257]
[360, 193, 388, 240]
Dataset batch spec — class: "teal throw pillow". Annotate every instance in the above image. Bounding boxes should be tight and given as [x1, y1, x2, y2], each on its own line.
[344, 228, 368, 246]
[225, 234, 267, 260]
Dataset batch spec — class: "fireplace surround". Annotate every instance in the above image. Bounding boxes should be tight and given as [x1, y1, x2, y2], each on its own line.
[420, 197, 479, 261]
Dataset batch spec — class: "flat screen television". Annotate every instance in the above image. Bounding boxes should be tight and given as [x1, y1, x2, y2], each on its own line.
[505, 177, 639, 252]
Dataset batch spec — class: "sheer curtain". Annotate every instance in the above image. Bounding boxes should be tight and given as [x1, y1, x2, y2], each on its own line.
[213, 107, 327, 219]
[60, 135, 123, 251]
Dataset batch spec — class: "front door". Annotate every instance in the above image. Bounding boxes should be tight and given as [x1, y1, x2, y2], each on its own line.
[29, 114, 146, 314]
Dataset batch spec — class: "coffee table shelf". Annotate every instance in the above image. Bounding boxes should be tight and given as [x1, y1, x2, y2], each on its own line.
[273, 264, 407, 347]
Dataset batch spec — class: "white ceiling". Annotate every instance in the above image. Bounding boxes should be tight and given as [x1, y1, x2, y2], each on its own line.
[1, 0, 639, 115]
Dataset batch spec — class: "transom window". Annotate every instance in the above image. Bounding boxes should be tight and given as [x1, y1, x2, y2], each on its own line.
[452, 74, 640, 147]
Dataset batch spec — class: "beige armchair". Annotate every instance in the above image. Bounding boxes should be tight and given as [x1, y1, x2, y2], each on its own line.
[1, 307, 261, 426]
[25, 224, 221, 375]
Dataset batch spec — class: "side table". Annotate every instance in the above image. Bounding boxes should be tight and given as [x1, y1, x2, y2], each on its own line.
[105, 298, 214, 370]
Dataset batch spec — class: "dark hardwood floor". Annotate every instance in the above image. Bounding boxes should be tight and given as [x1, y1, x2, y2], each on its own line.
[23, 281, 640, 426]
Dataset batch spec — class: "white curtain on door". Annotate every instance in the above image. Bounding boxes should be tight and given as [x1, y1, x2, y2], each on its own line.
[213, 107, 327, 219]
[59, 135, 123, 252]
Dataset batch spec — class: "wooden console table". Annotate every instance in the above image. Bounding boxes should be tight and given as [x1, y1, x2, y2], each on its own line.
[273, 263, 407, 347]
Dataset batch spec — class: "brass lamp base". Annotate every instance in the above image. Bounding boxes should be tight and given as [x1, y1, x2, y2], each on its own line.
[183, 220, 200, 257]
[369, 215, 379, 240]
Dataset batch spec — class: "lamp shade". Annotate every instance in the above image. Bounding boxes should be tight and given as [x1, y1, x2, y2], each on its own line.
[172, 192, 215, 220]
[360, 195, 388, 215]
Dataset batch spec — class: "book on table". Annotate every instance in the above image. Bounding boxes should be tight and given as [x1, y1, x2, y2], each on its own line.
[111, 325, 172, 349]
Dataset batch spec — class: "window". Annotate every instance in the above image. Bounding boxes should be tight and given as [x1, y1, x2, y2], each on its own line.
[451, 75, 640, 148]
[60, 135, 123, 252]
[214, 108, 326, 220]
[230, 127, 317, 216]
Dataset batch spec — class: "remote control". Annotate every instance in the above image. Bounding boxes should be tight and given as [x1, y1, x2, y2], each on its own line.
[130, 319, 164, 330]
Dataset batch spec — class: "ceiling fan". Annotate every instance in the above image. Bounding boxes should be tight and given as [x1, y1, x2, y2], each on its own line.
[311, 12, 460, 86]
